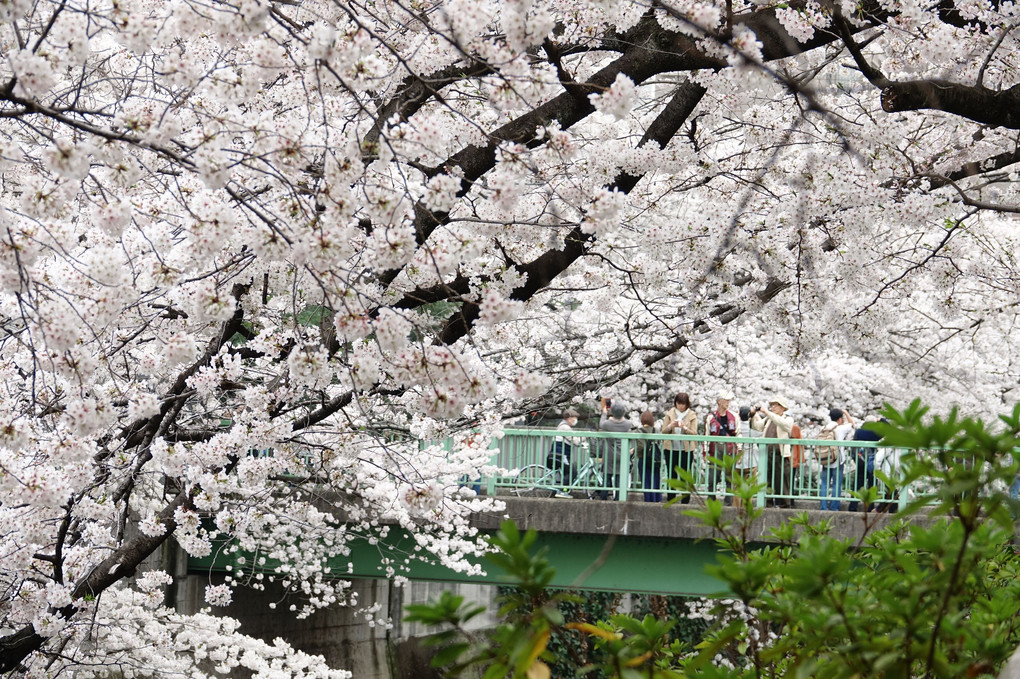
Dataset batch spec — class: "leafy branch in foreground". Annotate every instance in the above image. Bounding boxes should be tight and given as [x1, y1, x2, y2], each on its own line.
[405, 520, 686, 679]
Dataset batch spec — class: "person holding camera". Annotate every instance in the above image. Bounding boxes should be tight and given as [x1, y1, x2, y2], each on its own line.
[548, 408, 581, 489]
[662, 392, 697, 503]
[736, 405, 763, 509]
[705, 390, 738, 503]
[751, 398, 795, 508]
[598, 401, 632, 500]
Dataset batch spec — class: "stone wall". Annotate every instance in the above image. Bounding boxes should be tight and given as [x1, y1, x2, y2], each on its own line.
[174, 571, 498, 679]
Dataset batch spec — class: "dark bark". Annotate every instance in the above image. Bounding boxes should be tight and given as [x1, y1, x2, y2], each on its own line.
[364, 61, 495, 149]
[950, 146, 1020, 179]
[881, 80, 1020, 129]
[383, 0, 891, 320]
[387, 0, 874, 287]
[437, 79, 709, 346]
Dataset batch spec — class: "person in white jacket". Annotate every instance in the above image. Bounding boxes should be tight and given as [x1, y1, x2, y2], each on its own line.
[752, 398, 795, 508]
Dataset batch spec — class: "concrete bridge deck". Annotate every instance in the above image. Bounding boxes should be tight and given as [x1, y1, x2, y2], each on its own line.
[480, 495, 914, 543]
[189, 498, 922, 596]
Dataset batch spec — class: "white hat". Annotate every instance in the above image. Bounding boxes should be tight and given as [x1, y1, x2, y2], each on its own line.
[769, 397, 790, 410]
[717, 390, 734, 401]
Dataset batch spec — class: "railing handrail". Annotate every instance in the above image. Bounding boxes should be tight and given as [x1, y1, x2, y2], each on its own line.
[500, 427, 885, 447]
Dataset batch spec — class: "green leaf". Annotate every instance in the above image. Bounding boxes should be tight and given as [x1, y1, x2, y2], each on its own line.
[483, 662, 509, 679]
[431, 642, 471, 667]
[296, 304, 330, 327]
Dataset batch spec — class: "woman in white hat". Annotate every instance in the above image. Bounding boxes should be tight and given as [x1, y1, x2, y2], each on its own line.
[751, 398, 795, 508]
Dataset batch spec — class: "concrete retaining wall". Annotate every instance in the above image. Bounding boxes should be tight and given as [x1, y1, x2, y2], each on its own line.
[174, 572, 498, 678]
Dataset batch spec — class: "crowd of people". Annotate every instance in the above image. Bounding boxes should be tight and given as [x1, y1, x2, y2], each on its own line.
[545, 391, 895, 511]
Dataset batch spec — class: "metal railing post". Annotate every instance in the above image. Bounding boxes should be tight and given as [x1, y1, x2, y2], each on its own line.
[619, 437, 630, 502]
[897, 448, 910, 511]
[757, 442, 768, 508]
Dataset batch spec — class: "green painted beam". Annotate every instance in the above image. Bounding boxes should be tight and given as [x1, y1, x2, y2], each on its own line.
[188, 530, 731, 596]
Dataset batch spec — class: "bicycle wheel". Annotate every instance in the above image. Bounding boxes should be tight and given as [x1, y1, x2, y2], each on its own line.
[584, 469, 606, 500]
[512, 464, 557, 497]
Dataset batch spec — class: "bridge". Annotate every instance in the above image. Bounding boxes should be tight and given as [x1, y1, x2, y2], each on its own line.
[190, 429, 908, 596]
[189, 496, 914, 597]
[179, 429, 1010, 678]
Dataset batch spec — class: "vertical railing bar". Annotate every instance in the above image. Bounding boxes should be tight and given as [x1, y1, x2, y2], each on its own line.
[757, 440, 768, 508]
[619, 436, 630, 502]
[486, 437, 498, 496]
[897, 448, 909, 511]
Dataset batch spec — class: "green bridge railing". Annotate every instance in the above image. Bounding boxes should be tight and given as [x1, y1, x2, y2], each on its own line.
[474, 428, 901, 510]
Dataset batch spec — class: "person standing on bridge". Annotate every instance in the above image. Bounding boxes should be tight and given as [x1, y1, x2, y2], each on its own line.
[735, 405, 763, 509]
[599, 401, 633, 500]
[662, 392, 697, 503]
[705, 391, 738, 504]
[848, 415, 882, 512]
[817, 408, 854, 510]
[752, 398, 794, 508]
[637, 410, 663, 502]
[548, 408, 581, 489]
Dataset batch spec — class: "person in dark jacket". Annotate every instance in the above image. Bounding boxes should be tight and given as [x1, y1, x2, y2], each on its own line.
[547, 408, 580, 487]
[636, 410, 662, 502]
[599, 402, 632, 500]
[848, 416, 883, 512]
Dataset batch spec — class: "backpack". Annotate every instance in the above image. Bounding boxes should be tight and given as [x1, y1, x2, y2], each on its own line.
[640, 438, 661, 461]
[816, 427, 838, 465]
[790, 424, 804, 468]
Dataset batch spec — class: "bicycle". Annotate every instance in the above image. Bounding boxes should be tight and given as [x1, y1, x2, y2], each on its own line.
[512, 454, 607, 498]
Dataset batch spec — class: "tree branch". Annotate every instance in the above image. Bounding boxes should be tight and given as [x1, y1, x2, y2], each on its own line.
[0, 491, 192, 672]
[881, 80, 1020, 129]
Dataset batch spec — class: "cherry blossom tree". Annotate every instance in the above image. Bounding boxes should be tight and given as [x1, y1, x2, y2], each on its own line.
[2, 0, 1020, 674]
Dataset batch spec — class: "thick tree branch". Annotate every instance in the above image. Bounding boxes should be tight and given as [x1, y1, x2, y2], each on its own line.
[881, 80, 1020, 129]
[364, 60, 494, 149]
[381, 0, 880, 327]
[945, 145, 1020, 182]
[436, 79, 709, 345]
[834, 15, 889, 88]
[0, 491, 192, 673]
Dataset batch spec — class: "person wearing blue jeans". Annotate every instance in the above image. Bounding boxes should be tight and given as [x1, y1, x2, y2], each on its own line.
[818, 408, 855, 511]
[819, 462, 844, 511]
[848, 418, 882, 511]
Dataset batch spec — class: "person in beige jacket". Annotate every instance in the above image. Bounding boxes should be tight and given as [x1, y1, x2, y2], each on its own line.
[662, 392, 697, 504]
[751, 398, 795, 508]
